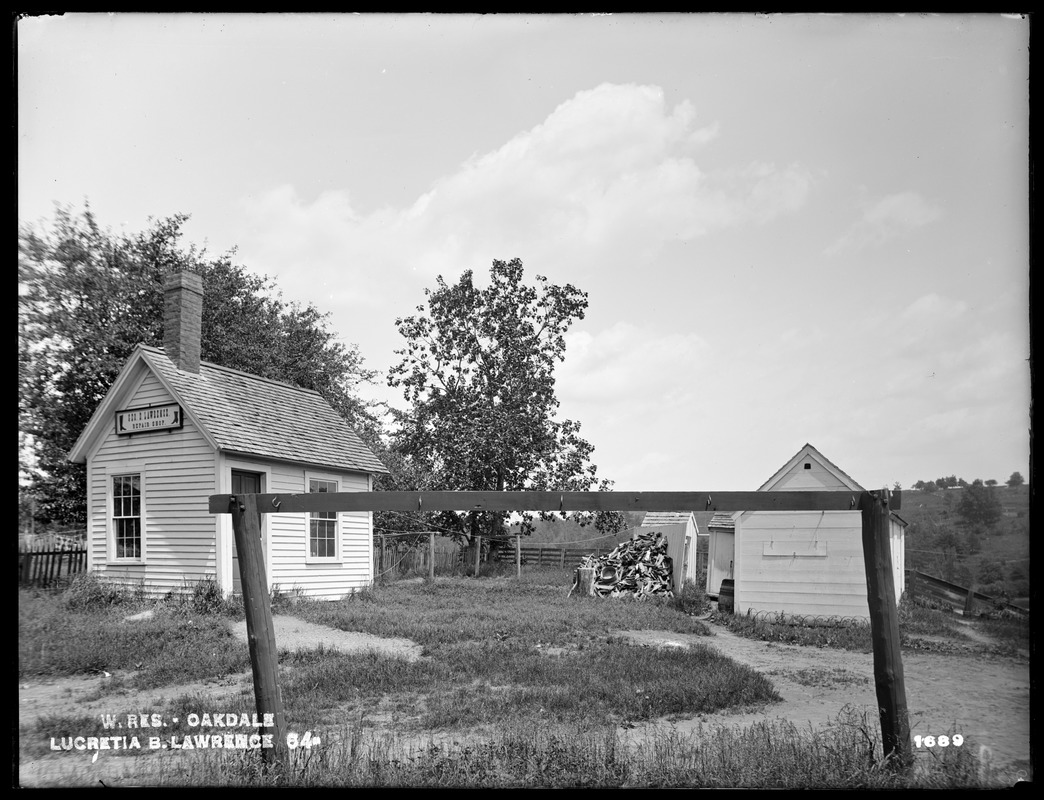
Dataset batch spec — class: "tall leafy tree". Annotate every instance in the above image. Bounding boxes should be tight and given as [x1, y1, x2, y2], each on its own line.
[956, 479, 1003, 528]
[19, 205, 382, 526]
[387, 258, 621, 543]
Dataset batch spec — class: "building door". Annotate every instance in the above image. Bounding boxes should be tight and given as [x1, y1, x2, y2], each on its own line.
[231, 470, 265, 594]
[706, 530, 735, 598]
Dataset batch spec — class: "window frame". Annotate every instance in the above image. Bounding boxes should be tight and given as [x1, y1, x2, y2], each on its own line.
[304, 472, 342, 563]
[107, 467, 147, 563]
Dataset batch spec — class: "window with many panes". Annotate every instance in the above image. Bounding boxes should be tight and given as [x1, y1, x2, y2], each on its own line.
[112, 474, 142, 559]
[308, 478, 338, 558]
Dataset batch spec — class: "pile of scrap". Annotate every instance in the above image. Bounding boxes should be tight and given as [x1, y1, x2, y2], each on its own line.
[572, 530, 674, 599]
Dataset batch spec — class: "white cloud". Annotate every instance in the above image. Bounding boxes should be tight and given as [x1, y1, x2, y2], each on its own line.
[825, 191, 943, 256]
[900, 292, 968, 323]
[558, 322, 710, 406]
[234, 82, 813, 295]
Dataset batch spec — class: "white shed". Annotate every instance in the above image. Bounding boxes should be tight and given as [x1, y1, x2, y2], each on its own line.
[639, 511, 708, 591]
[68, 271, 388, 600]
[705, 513, 736, 599]
[716, 444, 905, 619]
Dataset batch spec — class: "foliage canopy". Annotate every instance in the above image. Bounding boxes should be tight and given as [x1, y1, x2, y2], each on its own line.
[387, 258, 621, 541]
[19, 206, 382, 525]
[955, 479, 1003, 529]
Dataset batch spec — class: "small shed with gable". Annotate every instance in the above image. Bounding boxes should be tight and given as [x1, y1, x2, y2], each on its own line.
[711, 444, 905, 619]
[68, 270, 388, 600]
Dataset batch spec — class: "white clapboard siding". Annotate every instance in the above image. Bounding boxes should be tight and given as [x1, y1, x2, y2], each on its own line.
[267, 469, 374, 600]
[736, 510, 871, 618]
[87, 372, 219, 596]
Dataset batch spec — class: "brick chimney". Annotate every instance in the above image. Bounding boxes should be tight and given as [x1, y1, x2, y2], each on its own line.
[163, 271, 204, 373]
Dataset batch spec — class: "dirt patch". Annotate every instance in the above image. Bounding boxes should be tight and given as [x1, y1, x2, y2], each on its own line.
[232, 614, 425, 661]
[612, 624, 1031, 781]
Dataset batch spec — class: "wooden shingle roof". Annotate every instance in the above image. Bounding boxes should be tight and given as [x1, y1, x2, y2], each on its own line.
[640, 511, 693, 527]
[708, 513, 736, 531]
[137, 345, 388, 474]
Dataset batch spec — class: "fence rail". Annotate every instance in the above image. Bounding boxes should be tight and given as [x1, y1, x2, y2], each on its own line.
[494, 545, 612, 567]
[19, 546, 87, 588]
[371, 535, 708, 583]
[905, 568, 1028, 617]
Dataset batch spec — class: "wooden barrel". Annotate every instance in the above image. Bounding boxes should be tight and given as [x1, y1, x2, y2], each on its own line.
[718, 579, 735, 613]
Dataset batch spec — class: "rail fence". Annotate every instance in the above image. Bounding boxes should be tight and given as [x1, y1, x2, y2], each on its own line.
[905, 568, 1028, 617]
[373, 533, 708, 585]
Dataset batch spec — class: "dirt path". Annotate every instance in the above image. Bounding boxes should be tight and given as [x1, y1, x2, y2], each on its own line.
[612, 625, 1031, 781]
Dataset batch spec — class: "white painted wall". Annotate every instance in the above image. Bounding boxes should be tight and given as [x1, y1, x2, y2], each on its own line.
[87, 371, 218, 595]
[734, 510, 903, 619]
[87, 369, 376, 600]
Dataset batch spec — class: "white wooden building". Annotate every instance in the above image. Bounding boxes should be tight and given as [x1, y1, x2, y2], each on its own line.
[707, 444, 905, 619]
[639, 511, 708, 591]
[705, 513, 735, 599]
[68, 271, 388, 600]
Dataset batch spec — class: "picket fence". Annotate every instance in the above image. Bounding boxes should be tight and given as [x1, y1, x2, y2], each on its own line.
[19, 541, 88, 588]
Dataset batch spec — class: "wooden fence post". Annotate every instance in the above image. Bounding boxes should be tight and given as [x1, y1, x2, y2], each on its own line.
[516, 534, 521, 579]
[963, 582, 977, 617]
[229, 494, 288, 768]
[429, 531, 435, 580]
[474, 535, 482, 577]
[859, 489, 912, 771]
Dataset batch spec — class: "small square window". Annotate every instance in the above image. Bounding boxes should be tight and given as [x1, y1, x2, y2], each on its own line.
[804, 463, 812, 470]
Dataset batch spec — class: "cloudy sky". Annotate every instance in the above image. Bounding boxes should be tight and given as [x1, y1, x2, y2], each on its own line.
[17, 13, 1031, 492]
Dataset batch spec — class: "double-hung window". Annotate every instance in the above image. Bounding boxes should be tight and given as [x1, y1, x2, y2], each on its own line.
[112, 473, 142, 560]
[308, 477, 338, 559]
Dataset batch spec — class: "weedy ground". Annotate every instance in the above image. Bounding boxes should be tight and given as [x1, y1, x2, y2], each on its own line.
[18, 570, 1009, 787]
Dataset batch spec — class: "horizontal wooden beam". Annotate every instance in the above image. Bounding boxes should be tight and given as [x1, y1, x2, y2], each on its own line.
[210, 489, 889, 515]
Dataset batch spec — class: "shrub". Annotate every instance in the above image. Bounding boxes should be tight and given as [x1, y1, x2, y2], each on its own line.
[976, 559, 1004, 585]
[62, 572, 144, 610]
[166, 577, 242, 617]
[672, 579, 709, 616]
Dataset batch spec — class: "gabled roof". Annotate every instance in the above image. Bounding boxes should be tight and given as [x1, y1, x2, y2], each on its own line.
[70, 345, 388, 475]
[641, 511, 694, 527]
[757, 443, 863, 492]
[708, 512, 737, 531]
[641, 510, 710, 535]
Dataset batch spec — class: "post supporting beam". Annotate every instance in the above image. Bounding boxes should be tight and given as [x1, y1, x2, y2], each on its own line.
[859, 489, 912, 770]
[229, 494, 288, 768]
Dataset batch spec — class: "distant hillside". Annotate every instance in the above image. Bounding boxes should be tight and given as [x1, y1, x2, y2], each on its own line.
[900, 483, 1029, 601]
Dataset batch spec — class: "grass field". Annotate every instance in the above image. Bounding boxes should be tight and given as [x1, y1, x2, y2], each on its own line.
[18, 570, 1004, 788]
